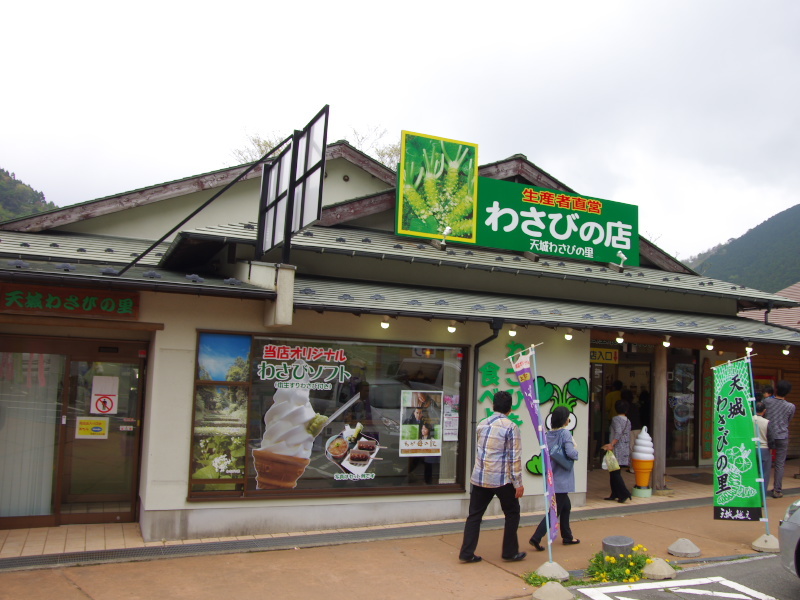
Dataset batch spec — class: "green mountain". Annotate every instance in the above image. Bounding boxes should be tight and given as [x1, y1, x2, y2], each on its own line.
[0, 168, 57, 221]
[688, 203, 800, 293]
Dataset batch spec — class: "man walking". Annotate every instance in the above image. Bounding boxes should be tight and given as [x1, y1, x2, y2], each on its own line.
[764, 380, 795, 498]
[459, 391, 526, 563]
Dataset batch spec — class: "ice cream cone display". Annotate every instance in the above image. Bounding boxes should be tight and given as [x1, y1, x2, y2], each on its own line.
[631, 426, 655, 497]
[252, 449, 311, 489]
[252, 360, 325, 490]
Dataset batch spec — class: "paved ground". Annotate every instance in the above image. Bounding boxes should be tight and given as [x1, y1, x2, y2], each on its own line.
[1, 492, 797, 600]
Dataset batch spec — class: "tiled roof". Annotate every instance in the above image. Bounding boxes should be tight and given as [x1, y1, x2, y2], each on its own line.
[0, 231, 272, 299]
[739, 281, 800, 329]
[293, 276, 800, 347]
[288, 226, 797, 308]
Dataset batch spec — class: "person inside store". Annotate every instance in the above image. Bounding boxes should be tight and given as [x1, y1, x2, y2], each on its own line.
[458, 391, 526, 564]
[605, 380, 624, 417]
[602, 398, 633, 503]
[764, 380, 795, 498]
[528, 406, 580, 551]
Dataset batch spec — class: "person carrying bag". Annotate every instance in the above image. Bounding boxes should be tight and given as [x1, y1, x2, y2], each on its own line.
[529, 406, 580, 550]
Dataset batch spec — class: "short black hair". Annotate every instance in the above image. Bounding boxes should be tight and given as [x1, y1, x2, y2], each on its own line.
[615, 399, 629, 415]
[756, 401, 766, 414]
[493, 390, 513, 414]
[551, 406, 570, 429]
[776, 380, 792, 397]
[763, 385, 774, 396]
[612, 380, 623, 390]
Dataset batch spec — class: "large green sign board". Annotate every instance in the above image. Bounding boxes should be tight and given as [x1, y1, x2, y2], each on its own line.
[396, 131, 640, 266]
[476, 178, 639, 266]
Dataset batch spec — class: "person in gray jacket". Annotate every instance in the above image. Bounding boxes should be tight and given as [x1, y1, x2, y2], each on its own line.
[529, 406, 580, 550]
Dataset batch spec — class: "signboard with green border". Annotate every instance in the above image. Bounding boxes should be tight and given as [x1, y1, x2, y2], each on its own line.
[396, 131, 640, 266]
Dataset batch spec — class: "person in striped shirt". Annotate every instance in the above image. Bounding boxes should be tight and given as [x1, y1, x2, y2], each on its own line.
[458, 391, 526, 563]
[764, 380, 795, 498]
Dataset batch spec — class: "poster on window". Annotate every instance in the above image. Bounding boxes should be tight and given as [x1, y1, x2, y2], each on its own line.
[442, 394, 459, 441]
[712, 358, 762, 521]
[399, 391, 442, 456]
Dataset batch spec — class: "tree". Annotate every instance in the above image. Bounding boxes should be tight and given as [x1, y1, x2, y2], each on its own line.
[230, 132, 288, 165]
[230, 126, 401, 170]
[0, 168, 57, 222]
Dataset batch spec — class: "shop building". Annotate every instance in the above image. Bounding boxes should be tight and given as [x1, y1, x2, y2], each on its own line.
[1, 140, 799, 540]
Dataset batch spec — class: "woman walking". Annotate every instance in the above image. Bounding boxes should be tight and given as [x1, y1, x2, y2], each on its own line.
[529, 406, 580, 550]
[602, 397, 633, 503]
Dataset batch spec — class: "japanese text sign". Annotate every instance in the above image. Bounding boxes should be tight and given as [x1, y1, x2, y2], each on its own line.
[476, 178, 639, 266]
[712, 359, 762, 521]
[0, 283, 139, 320]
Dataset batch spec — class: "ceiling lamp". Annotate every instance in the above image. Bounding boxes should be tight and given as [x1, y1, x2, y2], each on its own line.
[509, 324, 517, 337]
[447, 320, 457, 333]
[783, 345, 791, 356]
[746, 342, 754, 355]
[662, 335, 671, 348]
[615, 331, 625, 344]
[564, 328, 573, 341]
[706, 338, 714, 351]
[380, 316, 390, 329]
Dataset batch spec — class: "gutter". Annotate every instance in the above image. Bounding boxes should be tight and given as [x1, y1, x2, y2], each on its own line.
[468, 318, 504, 475]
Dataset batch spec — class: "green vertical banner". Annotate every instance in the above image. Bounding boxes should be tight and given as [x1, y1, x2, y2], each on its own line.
[712, 358, 762, 521]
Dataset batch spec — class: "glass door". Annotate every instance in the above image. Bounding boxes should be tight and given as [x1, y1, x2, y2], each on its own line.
[666, 351, 697, 466]
[60, 359, 142, 523]
[0, 335, 146, 529]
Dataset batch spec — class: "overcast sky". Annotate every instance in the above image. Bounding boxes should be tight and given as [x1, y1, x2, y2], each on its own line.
[2, 1, 798, 260]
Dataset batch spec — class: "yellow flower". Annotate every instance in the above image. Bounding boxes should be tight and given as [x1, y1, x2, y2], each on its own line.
[629, 562, 635, 566]
[627, 554, 632, 558]
[643, 547, 648, 552]
[619, 553, 625, 557]
[626, 569, 631, 574]
[605, 556, 611, 562]
[646, 559, 653, 564]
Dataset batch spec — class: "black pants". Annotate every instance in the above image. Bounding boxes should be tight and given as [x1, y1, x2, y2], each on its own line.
[531, 492, 573, 543]
[609, 468, 631, 499]
[459, 483, 520, 560]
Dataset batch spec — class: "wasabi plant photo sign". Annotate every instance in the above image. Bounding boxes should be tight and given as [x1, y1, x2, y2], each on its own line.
[396, 131, 479, 242]
[712, 358, 763, 521]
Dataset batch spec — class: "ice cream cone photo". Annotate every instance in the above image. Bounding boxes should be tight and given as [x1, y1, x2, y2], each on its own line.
[253, 449, 310, 490]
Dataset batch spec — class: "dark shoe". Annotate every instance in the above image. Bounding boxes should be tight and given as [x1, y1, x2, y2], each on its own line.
[604, 496, 618, 501]
[562, 539, 581, 545]
[773, 490, 783, 498]
[503, 552, 527, 562]
[618, 494, 632, 503]
[460, 555, 482, 563]
[529, 538, 545, 551]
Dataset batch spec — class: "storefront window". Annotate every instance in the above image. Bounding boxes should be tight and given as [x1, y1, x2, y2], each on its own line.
[667, 350, 696, 465]
[190, 332, 464, 497]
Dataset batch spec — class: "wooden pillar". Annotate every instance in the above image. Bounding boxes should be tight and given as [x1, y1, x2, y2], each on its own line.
[653, 345, 668, 489]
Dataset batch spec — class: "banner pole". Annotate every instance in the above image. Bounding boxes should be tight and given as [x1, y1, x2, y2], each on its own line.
[529, 345, 555, 563]
[746, 357, 771, 535]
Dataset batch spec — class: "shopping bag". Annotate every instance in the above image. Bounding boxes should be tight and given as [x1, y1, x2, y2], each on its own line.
[602, 450, 620, 472]
[550, 442, 574, 472]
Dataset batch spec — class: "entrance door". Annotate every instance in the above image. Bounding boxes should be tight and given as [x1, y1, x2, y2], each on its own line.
[0, 336, 145, 529]
[60, 359, 143, 523]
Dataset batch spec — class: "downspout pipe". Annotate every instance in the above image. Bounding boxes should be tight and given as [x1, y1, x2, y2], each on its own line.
[470, 319, 504, 433]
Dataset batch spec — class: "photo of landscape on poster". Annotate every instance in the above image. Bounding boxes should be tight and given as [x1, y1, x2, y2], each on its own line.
[399, 390, 442, 457]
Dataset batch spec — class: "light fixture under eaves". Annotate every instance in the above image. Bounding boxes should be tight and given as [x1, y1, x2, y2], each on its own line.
[509, 324, 517, 337]
[706, 338, 714, 351]
[783, 345, 791, 356]
[746, 342, 754, 354]
[662, 335, 671, 348]
[564, 328, 573, 341]
[615, 331, 625, 344]
[380, 316, 390, 329]
[447, 320, 457, 333]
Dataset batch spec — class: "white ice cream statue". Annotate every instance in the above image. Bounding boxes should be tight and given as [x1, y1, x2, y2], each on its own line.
[631, 426, 655, 498]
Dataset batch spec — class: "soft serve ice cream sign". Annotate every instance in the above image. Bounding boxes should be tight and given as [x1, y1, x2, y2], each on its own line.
[253, 345, 364, 489]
